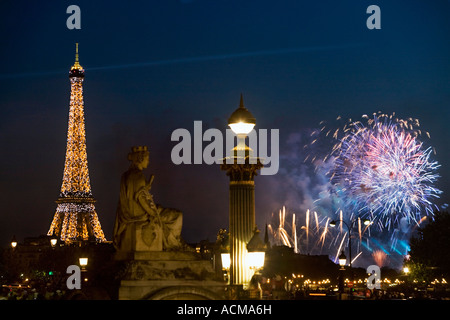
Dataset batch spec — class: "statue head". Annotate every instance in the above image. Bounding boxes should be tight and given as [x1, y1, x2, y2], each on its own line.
[128, 146, 150, 170]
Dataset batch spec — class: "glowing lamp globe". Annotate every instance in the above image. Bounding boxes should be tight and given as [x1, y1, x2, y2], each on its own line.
[228, 94, 256, 136]
[229, 122, 255, 135]
[339, 251, 347, 267]
[50, 233, 58, 248]
[248, 252, 265, 270]
[11, 236, 17, 249]
[79, 257, 88, 267]
[221, 253, 231, 270]
[247, 228, 266, 270]
[50, 238, 57, 248]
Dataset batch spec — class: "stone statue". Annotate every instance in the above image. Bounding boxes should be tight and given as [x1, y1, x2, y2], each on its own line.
[113, 146, 183, 252]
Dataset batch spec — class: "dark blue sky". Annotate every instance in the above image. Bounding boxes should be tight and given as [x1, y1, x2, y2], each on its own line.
[0, 0, 449, 248]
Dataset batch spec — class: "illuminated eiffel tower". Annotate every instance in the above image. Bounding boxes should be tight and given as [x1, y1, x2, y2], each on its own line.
[47, 44, 106, 244]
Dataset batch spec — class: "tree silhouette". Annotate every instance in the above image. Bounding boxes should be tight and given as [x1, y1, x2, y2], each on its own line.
[408, 211, 450, 278]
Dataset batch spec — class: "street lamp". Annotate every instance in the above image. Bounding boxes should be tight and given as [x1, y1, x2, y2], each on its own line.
[329, 218, 370, 228]
[79, 257, 88, 270]
[247, 251, 265, 270]
[228, 93, 256, 159]
[338, 251, 347, 269]
[247, 228, 266, 271]
[79, 257, 89, 284]
[220, 94, 263, 290]
[11, 235, 17, 249]
[331, 217, 371, 299]
[330, 217, 371, 268]
[221, 253, 231, 270]
[228, 94, 256, 135]
[217, 229, 231, 272]
[50, 232, 58, 249]
[338, 251, 346, 299]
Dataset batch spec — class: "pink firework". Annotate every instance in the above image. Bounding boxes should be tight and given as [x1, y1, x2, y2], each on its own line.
[328, 112, 441, 230]
[372, 250, 388, 268]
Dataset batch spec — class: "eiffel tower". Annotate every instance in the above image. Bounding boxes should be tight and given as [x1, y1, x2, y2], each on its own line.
[47, 44, 106, 244]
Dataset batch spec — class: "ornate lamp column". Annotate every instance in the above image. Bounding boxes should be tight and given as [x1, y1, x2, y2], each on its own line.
[221, 94, 263, 290]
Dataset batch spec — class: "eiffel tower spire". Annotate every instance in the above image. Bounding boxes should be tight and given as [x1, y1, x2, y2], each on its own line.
[48, 44, 106, 244]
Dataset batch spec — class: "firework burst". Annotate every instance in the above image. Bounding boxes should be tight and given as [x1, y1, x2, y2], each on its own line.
[268, 207, 365, 263]
[322, 112, 441, 230]
[372, 250, 388, 268]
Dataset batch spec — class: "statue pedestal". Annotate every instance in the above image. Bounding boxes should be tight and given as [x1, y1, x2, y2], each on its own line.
[115, 251, 226, 300]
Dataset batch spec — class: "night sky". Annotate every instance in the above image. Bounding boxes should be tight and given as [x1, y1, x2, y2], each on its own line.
[0, 0, 449, 254]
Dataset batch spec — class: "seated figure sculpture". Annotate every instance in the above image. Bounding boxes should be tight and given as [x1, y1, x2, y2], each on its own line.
[113, 146, 183, 252]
